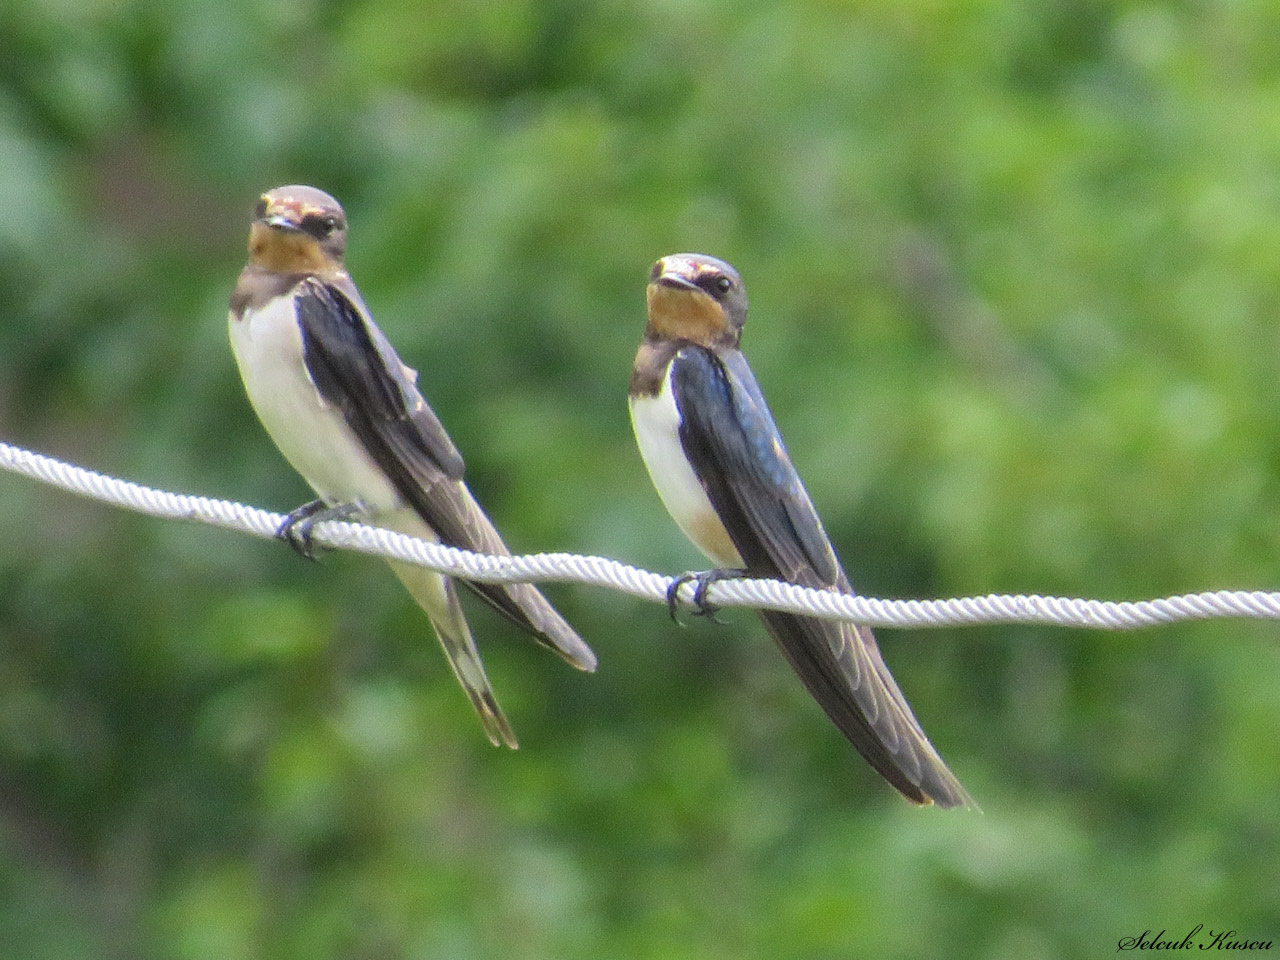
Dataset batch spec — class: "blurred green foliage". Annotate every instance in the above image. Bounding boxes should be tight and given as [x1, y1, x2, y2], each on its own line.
[2, 0, 1279, 957]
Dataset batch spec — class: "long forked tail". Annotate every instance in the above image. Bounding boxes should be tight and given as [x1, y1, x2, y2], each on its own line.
[759, 611, 973, 808]
[439, 483, 598, 673]
[388, 558, 518, 749]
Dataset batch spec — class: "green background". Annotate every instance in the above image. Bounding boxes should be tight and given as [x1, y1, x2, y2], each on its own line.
[2, 0, 1279, 957]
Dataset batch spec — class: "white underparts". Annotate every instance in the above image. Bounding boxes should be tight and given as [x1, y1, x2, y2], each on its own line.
[629, 364, 743, 568]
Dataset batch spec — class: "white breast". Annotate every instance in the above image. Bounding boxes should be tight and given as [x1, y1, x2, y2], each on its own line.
[228, 295, 401, 513]
[629, 365, 744, 568]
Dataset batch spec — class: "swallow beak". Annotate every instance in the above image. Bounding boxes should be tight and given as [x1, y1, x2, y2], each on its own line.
[653, 272, 701, 293]
[645, 270, 731, 342]
[261, 213, 303, 233]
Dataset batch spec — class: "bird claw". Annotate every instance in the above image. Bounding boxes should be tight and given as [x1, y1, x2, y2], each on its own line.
[665, 569, 745, 625]
[276, 500, 359, 560]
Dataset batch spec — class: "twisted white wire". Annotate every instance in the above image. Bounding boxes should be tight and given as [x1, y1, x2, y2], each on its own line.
[5, 438, 1280, 630]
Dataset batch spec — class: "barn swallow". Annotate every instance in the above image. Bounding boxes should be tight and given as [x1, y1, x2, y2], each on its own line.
[228, 184, 596, 748]
[628, 253, 970, 807]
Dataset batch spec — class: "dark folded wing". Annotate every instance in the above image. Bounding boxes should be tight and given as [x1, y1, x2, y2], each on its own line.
[671, 347, 838, 584]
[670, 345, 969, 807]
[293, 279, 594, 668]
[295, 277, 464, 483]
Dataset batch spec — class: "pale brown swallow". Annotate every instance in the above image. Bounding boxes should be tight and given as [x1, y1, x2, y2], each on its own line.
[229, 184, 596, 748]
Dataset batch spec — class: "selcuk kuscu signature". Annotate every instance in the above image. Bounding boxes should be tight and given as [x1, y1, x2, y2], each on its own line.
[1118, 925, 1273, 951]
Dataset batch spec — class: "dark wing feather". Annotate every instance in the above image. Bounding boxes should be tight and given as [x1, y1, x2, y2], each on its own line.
[670, 346, 970, 807]
[295, 278, 464, 482]
[293, 279, 595, 669]
[672, 348, 839, 584]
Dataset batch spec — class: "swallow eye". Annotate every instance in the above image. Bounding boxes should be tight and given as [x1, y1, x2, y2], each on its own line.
[301, 213, 343, 238]
[695, 273, 733, 298]
[254, 198, 268, 219]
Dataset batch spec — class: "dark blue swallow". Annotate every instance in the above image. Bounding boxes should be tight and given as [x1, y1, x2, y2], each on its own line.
[628, 253, 971, 807]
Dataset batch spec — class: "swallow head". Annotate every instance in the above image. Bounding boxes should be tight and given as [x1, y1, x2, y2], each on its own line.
[247, 185, 348, 274]
[645, 253, 747, 346]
